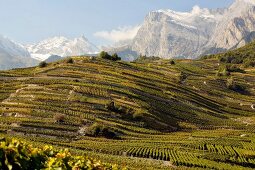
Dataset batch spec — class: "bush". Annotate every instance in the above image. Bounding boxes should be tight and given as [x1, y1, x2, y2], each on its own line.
[39, 61, 47, 68]
[105, 101, 126, 114]
[84, 123, 118, 139]
[99, 51, 111, 59]
[170, 60, 175, 65]
[105, 101, 116, 111]
[54, 113, 65, 123]
[99, 51, 121, 61]
[133, 110, 144, 121]
[178, 72, 188, 83]
[66, 58, 73, 64]
[111, 53, 121, 61]
[216, 65, 230, 76]
[101, 126, 117, 139]
[226, 78, 246, 92]
[228, 65, 244, 73]
[222, 68, 230, 76]
[87, 123, 101, 136]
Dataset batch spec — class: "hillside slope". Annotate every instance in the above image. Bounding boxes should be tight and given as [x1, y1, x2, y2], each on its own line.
[0, 55, 254, 169]
[202, 40, 255, 67]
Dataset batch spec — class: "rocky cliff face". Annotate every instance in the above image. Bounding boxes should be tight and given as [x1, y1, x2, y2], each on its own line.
[131, 6, 222, 58]
[114, 0, 255, 60]
[203, 0, 255, 53]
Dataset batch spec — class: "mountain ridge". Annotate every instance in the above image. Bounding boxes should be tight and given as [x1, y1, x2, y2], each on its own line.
[111, 0, 255, 60]
[0, 35, 38, 70]
[26, 35, 99, 61]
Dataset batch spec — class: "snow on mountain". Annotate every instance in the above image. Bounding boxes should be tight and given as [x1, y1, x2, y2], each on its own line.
[128, 5, 224, 59]
[204, 0, 255, 52]
[26, 36, 99, 61]
[112, 0, 255, 60]
[0, 35, 30, 58]
[156, 5, 223, 24]
[0, 35, 38, 70]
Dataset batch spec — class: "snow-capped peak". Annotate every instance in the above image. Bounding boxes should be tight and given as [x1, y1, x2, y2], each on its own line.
[0, 34, 30, 57]
[235, 0, 255, 5]
[26, 36, 99, 61]
[155, 5, 221, 23]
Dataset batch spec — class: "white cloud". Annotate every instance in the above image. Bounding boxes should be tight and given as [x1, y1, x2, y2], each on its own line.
[94, 25, 140, 43]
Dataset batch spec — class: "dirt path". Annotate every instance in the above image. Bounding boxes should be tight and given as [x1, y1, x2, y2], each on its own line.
[1, 84, 38, 105]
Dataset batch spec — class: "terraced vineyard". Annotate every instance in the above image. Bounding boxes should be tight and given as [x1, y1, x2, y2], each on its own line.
[0, 55, 255, 169]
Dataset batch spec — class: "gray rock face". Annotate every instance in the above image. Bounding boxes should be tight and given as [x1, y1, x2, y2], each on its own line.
[114, 0, 255, 60]
[204, 0, 255, 53]
[115, 6, 225, 59]
[131, 8, 219, 59]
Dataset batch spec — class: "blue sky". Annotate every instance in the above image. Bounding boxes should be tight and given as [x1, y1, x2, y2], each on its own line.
[0, 0, 234, 45]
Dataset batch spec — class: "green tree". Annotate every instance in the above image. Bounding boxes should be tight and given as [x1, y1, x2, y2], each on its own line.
[99, 51, 121, 61]
[99, 51, 111, 60]
[112, 53, 121, 61]
[170, 60, 175, 65]
[39, 61, 47, 68]
[66, 58, 73, 64]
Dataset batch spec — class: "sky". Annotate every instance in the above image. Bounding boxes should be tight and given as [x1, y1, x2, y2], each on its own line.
[0, 0, 234, 46]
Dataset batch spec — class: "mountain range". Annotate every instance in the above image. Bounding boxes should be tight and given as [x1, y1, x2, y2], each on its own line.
[0, 35, 99, 70]
[112, 0, 255, 59]
[26, 36, 99, 61]
[1, 0, 255, 69]
[0, 35, 38, 70]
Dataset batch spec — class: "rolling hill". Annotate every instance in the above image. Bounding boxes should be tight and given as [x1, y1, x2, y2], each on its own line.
[0, 48, 255, 169]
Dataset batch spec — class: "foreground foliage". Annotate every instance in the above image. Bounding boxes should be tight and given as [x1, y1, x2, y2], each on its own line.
[0, 138, 119, 170]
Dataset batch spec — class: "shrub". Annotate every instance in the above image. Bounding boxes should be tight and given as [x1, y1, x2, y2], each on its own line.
[66, 58, 73, 64]
[99, 51, 121, 61]
[133, 109, 144, 121]
[105, 101, 116, 111]
[170, 60, 175, 65]
[178, 72, 188, 83]
[216, 65, 230, 76]
[222, 68, 230, 76]
[99, 51, 111, 59]
[226, 78, 246, 92]
[84, 123, 118, 139]
[101, 126, 117, 139]
[54, 113, 65, 123]
[39, 61, 47, 68]
[111, 53, 121, 61]
[87, 123, 101, 136]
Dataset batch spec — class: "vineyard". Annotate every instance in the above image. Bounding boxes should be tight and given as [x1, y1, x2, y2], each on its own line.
[0, 55, 255, 169]
[0, 137, 119, 170]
